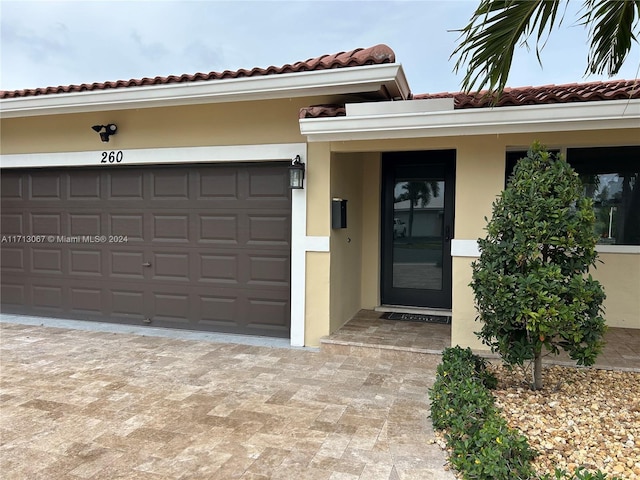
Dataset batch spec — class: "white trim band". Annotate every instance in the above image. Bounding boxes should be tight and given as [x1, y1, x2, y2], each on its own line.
[0, 143, 306, 169]
[300, 99, 640, 142]
[451, 239, 640, 257]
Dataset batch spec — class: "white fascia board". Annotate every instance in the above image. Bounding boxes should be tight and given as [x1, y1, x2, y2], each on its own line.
[300, 99, 640, 142]
[0, 64, 409, 118]
[0, 143, 307, 169]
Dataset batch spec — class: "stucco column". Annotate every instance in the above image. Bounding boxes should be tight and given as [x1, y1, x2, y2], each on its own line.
[451, 139, 504, 350]
[304, 142, 332, 346]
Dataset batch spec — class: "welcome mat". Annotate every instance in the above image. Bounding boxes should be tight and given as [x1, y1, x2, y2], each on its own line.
[380, 312, 451, 324]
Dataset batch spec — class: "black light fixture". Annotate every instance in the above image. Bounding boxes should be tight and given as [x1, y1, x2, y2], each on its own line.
[288, 155, 305, 189]
[91, 124, 118, 142]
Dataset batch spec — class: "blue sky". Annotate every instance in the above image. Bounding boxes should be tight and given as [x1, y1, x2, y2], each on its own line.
[1, 0, 638, 95]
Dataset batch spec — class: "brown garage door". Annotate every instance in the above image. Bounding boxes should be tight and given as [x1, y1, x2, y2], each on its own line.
[0, 163, 291, 337]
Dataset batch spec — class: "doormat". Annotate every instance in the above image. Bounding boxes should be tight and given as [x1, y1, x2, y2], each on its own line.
[380, 312, 451, 324]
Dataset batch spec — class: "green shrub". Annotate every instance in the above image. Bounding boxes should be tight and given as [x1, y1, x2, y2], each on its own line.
[470, 142, 606, 390]
[430, 347, 624, 480]
[449, 414, 535, 480]
[430, 346, 497, 432]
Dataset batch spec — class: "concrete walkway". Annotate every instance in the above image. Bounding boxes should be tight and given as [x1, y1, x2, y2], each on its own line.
[0, 320, 455, 480]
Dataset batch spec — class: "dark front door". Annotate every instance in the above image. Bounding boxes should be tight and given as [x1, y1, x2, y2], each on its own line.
[381, 150, 455, 309]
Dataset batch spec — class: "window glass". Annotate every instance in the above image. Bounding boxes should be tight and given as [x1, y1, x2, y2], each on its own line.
[505, 146, 640, 245]
[567, 147, 639, 246]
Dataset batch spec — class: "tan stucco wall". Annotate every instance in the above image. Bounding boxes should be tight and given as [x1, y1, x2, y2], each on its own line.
[329, 153, 364, 332]
[0, 97, 333, 154]
[306, 143, 332, 237]
[326, 129, 640, 350]
[591, 253, 640, 329]
[452, 256, 486, 350]
[303, 142, 332, 346]
[360, 153, 382, 309]
[304, 252, 331, 346]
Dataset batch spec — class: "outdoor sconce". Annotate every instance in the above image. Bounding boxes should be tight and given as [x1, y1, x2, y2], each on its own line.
[91, 124, 118, 142]
[288, 155, 305, 189]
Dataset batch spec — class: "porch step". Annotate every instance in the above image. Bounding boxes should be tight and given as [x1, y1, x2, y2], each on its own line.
[320, 336, 444, 367]
[374, 305, 452, 317]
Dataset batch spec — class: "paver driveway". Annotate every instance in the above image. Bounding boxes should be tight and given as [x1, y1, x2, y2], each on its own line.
[0, 322, 454, 480]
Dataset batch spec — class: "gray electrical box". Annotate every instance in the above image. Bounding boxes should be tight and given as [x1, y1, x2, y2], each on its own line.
[332, 198, 347, 229]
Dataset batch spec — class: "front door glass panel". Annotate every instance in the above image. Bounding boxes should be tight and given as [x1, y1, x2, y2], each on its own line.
[392, 178, 445, 291]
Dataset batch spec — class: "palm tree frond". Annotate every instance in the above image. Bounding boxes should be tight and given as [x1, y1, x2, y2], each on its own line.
[580, 0, 640, 76]
[452, 0, 564, 95]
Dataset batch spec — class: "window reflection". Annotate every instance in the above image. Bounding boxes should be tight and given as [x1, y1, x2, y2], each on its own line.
[392, 179, 444, 290]
[506, 146, 640, 246]
[582, 173, 639, 245]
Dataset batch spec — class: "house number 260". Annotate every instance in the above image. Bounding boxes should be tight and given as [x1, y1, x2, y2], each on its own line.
[100, 151, 124, 163]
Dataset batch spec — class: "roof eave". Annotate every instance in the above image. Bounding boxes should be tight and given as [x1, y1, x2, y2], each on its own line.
[0, 63, 410, 118]
[299, 98, 640, 142]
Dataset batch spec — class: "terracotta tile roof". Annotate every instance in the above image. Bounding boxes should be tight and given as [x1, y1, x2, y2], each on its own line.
[413, 79, 640, 108]
[299, 79, 639, 118]
[0, 44, 395, 99]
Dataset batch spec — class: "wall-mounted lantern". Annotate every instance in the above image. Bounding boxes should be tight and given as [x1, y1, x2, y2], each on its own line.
[91, 124, 118, 142]
[288, 155, 305, 189]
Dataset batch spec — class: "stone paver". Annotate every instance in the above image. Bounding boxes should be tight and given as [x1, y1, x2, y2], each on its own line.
[0, 322, 455, 480]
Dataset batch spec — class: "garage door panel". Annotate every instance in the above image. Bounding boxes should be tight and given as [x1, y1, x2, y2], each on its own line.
[248, 215, 290, 245]
[69, 250, 102, 276]
[1, 173, 23, 199]
[247, 296, 289, 330]
[109, 213, 145, 240]
[69, 213, 102, 236]
[107, 172, 144, 199]
[111, 290, 145, 318]
[1, 164, 291, 337]
[199, 295, 239, 327]
[0, 214, 24, 234]
[151, 292, 191, 324]
[152, 215, 190, 242]
[110, 251, 146, 278]
[69, 172, 101, 199]
[32, 284, 64, 310]
[199, 254, 239, 284]
[248, 170, 289, 199]
[198, 169, 238, 199]
[152, 171, 190, 199]
[151, 252, 190, 281]
[31, 248, 63, 274]
[70, 287, 103, 313]
[1, 282, 26, 306]
[199, 214, 238, 244]
[1, 248, 25, 272]
[30, 173, 62, 199]
[31, 213, 62, 235]
[247, 254, 290, 286]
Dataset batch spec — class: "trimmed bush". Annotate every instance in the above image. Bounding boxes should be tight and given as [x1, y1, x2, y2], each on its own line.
[429, 346, 622, 480]
[430, 347, 534, 479]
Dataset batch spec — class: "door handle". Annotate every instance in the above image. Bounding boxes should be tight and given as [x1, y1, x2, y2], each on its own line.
[142, 262, 152, 267]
